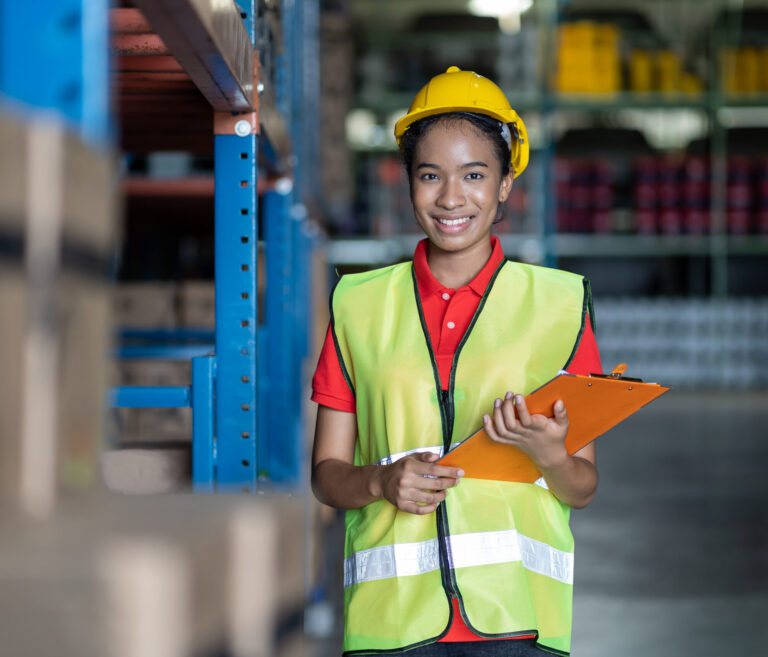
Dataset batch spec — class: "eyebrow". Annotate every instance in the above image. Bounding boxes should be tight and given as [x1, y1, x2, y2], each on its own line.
[415, 161, 489, 170]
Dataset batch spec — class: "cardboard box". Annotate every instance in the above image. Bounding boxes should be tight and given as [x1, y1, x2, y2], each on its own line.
[114, 282, 178, 328]
[180, 280, 215, 327]
[0, 113, 117, 517]
[0, 494, 304, 657]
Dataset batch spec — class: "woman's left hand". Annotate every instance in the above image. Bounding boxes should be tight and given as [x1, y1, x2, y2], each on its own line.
[483, 392, 570, 470]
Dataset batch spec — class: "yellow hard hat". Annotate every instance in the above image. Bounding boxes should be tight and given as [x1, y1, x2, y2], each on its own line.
[394, 66, 529, 178]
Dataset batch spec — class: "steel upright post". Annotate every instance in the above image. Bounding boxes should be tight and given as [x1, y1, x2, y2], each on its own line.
[213, 131, 259, 490]
[211, 1, 259, 491]
[261, 187, 300, 485]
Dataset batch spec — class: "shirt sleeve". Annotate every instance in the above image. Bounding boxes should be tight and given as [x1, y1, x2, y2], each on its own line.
[311, 323, 356, 413]
[565, 313, 602, 376]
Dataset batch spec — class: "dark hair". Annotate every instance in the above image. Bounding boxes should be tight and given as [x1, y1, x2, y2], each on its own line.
[399, 111, 512, 184]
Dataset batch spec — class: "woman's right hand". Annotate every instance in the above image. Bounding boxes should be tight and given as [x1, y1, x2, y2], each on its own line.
[373, 452, 464, 515]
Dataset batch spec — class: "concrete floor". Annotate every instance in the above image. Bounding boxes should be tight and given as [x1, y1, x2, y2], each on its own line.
[571, 390, 768, 655]
[313, 390, 768, 656]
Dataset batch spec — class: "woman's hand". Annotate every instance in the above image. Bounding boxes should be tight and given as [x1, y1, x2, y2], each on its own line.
[483, 392, 570, 470]
[373, 452, 464, 515]
[483, 392, 598, 508]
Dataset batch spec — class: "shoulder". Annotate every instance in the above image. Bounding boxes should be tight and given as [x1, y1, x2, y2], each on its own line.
[332, 261, 413, 298]
[499, 259, 586, 291]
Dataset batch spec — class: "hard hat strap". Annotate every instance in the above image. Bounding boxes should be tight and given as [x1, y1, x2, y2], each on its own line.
[510, 122, 524, 145]
[500, 123, 512, 150]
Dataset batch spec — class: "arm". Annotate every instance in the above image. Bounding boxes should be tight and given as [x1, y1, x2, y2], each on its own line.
[311, 405, 464, 514]
[483, 393, 598, 509]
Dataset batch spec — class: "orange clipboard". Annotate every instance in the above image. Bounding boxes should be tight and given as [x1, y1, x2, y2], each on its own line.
[438, 364, 669, 483]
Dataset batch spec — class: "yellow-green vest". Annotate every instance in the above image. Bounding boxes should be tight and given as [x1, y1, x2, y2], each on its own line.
[331, 258, 593, 656]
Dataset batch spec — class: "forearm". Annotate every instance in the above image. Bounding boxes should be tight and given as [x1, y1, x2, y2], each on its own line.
[538, 452, 598, 509]
[312, 458, 383, 510]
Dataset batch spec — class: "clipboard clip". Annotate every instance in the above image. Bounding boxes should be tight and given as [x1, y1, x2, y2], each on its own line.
[589, 363, 644, 383]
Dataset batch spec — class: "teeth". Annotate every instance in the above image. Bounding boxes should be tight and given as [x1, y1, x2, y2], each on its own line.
[437, 216, 471, 226]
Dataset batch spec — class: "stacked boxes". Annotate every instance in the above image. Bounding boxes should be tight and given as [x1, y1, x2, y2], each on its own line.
[0, 112, 117, 517]
[556, 22, 622, 95]
[111, 281, 216, 450]
[558, 154, 768, 236]
[556, 158, 619, 233]
[0, 494, 307, 657]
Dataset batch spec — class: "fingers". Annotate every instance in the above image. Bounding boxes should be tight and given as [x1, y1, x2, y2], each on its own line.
[499, 392, 518, 431]
[483, 411, 511, 444]
[553, 399, 569, 427]
[492, 399, 510, 438]
[401, 501, 440, 515]
[408, 454, 464, 481]
[514, 394, 532, 426]
[396, 486, 446, 515]
[410, 488, 447, 505]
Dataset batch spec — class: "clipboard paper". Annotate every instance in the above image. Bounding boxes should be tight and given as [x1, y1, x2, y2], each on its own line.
[437, 372, 669, 483]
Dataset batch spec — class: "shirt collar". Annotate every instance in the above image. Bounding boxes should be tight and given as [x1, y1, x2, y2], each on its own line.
[413, 236, 505, 297]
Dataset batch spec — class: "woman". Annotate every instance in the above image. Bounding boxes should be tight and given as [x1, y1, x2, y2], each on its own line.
[312, 66, 600, 656]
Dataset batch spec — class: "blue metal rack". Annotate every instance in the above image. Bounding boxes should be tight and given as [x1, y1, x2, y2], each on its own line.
[0, 0, 111, 145]
[108, 0, 319, 493]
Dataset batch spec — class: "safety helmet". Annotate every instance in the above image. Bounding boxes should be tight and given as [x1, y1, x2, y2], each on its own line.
[394, 66, 529, 178]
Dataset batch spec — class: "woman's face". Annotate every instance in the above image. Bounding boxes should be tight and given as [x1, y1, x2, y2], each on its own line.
[410, 120, 513, 256]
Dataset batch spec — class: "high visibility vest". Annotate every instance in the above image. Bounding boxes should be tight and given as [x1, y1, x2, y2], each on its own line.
[331, 258, 592, 656]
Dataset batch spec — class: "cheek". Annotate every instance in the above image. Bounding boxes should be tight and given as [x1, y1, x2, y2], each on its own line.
[410, 184, 433, 212]
[467, 183, 498, 207]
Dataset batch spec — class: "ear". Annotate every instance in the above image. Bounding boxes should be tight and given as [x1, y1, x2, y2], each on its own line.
[498, 171, 514, 204]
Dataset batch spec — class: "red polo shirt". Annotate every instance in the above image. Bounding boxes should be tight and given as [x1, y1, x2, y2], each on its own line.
[312, 236, 602, 642]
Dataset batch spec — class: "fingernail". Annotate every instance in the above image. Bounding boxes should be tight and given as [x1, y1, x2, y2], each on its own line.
[483, 414, 490, 423]
[457, 469, 465, 478]
[494, 398, 501, 408]
[505, 391, 514, 400]
[516, 395, 524, 404]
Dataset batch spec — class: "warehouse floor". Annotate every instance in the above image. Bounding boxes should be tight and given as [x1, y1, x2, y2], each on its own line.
[311, 390, 768, 656]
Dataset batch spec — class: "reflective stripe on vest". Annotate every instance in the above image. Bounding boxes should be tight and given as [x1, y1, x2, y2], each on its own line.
[374, 444, 460, 465]
[345, 529, 573, 588]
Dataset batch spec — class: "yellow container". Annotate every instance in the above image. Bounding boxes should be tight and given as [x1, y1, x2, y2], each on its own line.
[680, 72, 703, 96]
[737, 47, 760, 94]
[630, 50, 653, 93]
[656, 50, 682, 94]
[556, 21, 622, 94]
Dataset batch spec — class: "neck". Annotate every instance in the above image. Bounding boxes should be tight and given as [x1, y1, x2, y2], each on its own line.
[426, 238, 493, 289]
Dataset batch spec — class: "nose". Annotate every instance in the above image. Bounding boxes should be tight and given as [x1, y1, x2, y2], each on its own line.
[436, 177, 465, 209]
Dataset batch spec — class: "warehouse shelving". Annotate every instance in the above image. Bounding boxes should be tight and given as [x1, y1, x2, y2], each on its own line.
[336, 1, 768, 301]
[109, 0, 320, 492]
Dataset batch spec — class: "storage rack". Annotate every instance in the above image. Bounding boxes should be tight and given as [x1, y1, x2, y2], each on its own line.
[0, 3, 315, 652]
[333, 0, 768, 302]
[109, 0, 320, 492]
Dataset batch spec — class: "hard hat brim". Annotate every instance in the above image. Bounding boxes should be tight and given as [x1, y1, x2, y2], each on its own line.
[394, 106, 530, 179]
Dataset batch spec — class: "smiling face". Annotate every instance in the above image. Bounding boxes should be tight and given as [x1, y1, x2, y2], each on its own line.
[410, 119, 513, 260]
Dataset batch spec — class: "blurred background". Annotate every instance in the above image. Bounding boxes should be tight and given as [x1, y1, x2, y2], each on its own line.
[0, 0, 766, 655]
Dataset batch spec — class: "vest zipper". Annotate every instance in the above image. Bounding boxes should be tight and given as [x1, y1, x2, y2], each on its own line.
[410, 262, 506, 609]
[437, 388, 459, 599]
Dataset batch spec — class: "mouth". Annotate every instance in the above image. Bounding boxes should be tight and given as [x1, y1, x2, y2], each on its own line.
[431, 215, 474, 232]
